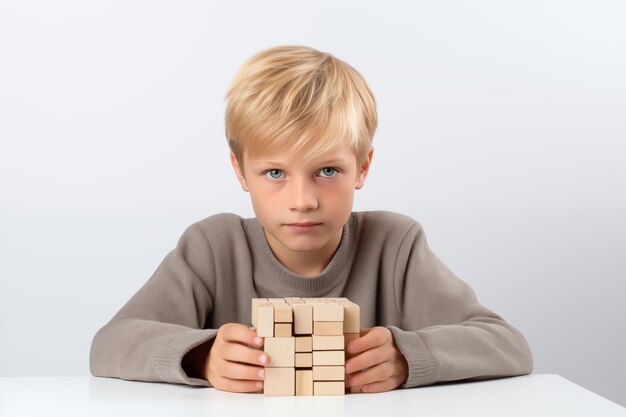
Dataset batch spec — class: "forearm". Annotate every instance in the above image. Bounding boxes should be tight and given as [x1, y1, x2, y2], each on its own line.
[389, 317, 533, 388]
[90, 318, 217, 386]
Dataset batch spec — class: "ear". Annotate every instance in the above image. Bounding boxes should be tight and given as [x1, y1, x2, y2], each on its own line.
[230, 151, 250, 192]
[355, 147, 374, 190]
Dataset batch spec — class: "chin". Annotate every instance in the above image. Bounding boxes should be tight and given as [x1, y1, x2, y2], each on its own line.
[278, 236, 330, 253]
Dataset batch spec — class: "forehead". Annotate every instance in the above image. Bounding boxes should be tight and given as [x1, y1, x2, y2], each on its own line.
[245, 143, 357, 167]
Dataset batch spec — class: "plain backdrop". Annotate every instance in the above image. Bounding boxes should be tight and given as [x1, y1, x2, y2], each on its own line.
[1, 0, 625, 407]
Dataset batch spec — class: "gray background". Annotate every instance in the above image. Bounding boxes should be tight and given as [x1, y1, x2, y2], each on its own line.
[1, 0, 625, 407]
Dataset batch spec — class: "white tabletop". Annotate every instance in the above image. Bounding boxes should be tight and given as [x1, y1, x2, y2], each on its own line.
[0, 374, 623, 417]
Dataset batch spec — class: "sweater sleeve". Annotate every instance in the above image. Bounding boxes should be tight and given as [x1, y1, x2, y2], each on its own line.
[387, 222, 533, 388]
[89, 223, 218, 387]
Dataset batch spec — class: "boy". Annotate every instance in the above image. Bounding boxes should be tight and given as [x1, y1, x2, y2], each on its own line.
[90, 45, 533, 393]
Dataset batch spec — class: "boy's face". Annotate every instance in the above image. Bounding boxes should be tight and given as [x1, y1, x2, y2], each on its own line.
[231, 144, 373, 262]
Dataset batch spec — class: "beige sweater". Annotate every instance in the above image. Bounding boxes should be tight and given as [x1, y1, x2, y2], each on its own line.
[90, 211, 533, 388]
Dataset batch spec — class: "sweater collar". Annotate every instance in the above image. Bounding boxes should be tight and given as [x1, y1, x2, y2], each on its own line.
[246, 213, 357, 296]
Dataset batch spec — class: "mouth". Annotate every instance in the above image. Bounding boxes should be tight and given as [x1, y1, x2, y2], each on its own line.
[286, 222, 322, 232]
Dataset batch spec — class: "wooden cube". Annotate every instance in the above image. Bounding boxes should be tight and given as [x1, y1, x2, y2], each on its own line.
[314, 381, 344, 396]
[295, 352, 313, 368]
[292, 303, 313, 334]
[274, 323, 292, 337]
[251, 298, 267, 327]
[296, 370, 313, 396]
[272, 303, 293, 323]
[295, 336, 312, 352]
[341, 302, 360, 333]
[313, 321, 343, 336]
[264, 337, 295, 367]
[312, 335, 344, 351]
[256, 303, 274, 337]
[264, 367, 295, 396]
[313, 350, 344, 366]
[252, 297, 358, 396]
[313, 366, 345, 381]
[312, 302, 344, 322]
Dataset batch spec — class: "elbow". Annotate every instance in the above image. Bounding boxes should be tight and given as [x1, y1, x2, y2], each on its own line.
[503, 321, 534, 376]
[517, 333, 534, 375]
[89, 325, 113, 378]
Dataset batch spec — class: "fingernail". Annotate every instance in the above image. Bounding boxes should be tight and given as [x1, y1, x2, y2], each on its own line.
[345, 364, 352, 373]
[258, 369, 265, 379]
[348, 343, 357, 353]
[259, 354, 267, 364]
[254, 337, 263, 346]
[256, 381, 263, 389]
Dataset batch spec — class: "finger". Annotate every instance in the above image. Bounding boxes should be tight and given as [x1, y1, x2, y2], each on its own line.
[221, 342, 269, 366]
[220, 323, 264, 347]
[345, 345, 389, 374]
[361, 378, 397, 393]
[212, 376, 264, 393]
[347, 362, 392, 387]
[221, 361, 266, 381]
[347, 327, 390, 355]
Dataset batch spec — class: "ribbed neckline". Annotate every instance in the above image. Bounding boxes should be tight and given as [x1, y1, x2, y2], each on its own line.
[245, 213, 358, 295]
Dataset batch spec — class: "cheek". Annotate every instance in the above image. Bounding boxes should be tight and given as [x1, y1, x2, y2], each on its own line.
[326, 184, 355, 209]
[249, 190, 277, 218]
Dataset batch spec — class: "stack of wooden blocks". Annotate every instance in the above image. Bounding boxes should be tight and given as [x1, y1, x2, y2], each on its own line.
[251, 297, 360, 396]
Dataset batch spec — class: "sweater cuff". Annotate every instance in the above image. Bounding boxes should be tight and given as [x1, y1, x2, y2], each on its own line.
[387, 325, 440, 388]
[152, 329, 218, 387]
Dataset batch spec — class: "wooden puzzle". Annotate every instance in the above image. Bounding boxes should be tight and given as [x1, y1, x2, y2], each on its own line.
[251, 297, 360, 396]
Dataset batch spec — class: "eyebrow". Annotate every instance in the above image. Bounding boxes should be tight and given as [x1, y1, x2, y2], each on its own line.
[250, 158, 349, 167]
[315, 158, 348, 165]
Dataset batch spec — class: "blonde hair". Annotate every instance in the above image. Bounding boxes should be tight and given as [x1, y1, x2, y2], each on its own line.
[225, 45, 377, 166]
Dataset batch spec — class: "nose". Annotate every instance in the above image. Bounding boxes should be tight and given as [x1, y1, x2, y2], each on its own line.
[288, 177, 318, 212]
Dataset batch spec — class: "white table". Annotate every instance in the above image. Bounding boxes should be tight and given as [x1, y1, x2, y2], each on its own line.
[0, 374, 623, 416]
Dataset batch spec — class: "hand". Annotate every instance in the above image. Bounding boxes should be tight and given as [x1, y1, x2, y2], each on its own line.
[344, 327, 409, 393]
[206, 323, 268, 392]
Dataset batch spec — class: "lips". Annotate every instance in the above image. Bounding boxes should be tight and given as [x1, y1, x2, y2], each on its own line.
[285, 222, 322, 232]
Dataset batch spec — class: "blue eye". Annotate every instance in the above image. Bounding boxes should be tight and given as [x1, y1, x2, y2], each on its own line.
[265, 169, 284, 179]
[319, 167, 338, 178]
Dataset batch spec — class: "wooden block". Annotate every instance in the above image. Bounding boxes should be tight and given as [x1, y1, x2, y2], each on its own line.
[256, 303, 274, 337]
[295, 352, 313, 367]
[292, 303, 313, 334]
[341, 302, 360, 333]
[251, 298, 267, 327]
[268, 298, 286, 303]
[312, 335, 344, 350]
[274, 323, 292, 337]
[264, 367, 295, 396]
[313, 350, 344, 366]
[312, 302, 343, 322]
[284, 297, 304, 304]
[295, 336, 312, 352]
[264, 337, 295, 367]
[344, 333, 359, 358]
[313, 366, 344, 381]
[313, 321, 343, 336]
[296, 370, 313, 396]
[314, 381, 344, 396]
[272, 303, 293, 323]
